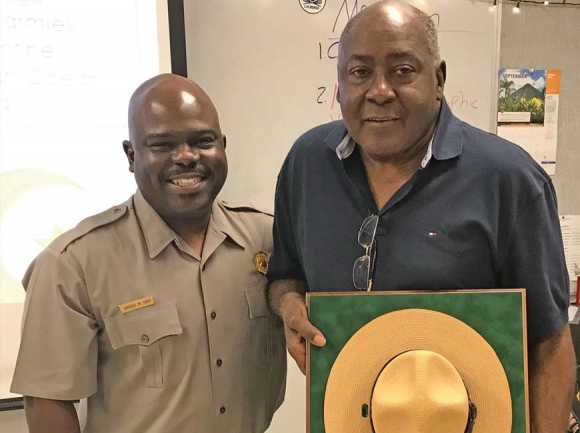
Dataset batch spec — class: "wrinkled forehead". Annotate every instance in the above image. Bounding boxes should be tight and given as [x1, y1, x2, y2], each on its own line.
[340, 6, 430, 61]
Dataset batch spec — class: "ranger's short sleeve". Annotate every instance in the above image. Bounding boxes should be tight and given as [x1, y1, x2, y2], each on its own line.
[498, 180, 569, 342]
[11, 248, 98, 400]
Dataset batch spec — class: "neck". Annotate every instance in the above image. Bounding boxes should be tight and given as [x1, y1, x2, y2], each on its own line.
[167, 213, 211, 256]
[361, 128, 435, 210]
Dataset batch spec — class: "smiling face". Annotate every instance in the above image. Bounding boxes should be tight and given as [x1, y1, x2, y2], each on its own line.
[124, 75, 227, 226]
[337, 2, 445, 163]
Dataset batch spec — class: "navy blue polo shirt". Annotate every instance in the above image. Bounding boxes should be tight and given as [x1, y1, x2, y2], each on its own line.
[268, 100, 569, 342]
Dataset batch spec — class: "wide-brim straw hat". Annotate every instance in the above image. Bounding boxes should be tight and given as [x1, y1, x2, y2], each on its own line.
[324, 309, 512, 433]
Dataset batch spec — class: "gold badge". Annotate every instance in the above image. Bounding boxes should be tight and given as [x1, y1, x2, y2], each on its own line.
[253, 251, 269, 276]
[119, 295, 155, 314]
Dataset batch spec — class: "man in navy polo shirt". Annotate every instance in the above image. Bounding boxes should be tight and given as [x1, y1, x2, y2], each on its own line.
[267, 1, 574, 430]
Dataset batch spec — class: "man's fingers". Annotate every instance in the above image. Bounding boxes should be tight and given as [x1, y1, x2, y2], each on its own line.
[289, 351, 306, 374]
[287, 339, 307, 374]
[281, 295, 326, 347]
[288, 315, 326, 347]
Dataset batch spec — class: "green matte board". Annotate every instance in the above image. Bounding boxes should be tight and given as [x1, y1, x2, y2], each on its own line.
[307, 290, 528, 433]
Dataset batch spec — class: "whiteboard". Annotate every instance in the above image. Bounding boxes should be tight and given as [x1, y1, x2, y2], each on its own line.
[0, 0, 168, 401]
[184, 0, 500, 213]
[183, 1, 500, 432]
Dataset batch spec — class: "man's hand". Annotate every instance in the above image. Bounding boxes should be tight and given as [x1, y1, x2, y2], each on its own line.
[280, 292, 326, 374]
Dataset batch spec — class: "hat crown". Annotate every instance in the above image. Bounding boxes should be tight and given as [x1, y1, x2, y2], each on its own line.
[371, 350, 469, 433]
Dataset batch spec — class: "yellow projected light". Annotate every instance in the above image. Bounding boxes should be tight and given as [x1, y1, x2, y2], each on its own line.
[0, 169, 83, 303]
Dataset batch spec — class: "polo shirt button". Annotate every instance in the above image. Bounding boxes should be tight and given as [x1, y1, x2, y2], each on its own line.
[220, 406, 226, 414]
[211, 311, 217, 319]
[141, 334, 149, 343]
[216, 359, 223, 367]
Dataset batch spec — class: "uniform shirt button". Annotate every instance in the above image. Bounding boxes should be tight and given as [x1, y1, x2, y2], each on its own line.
[216, 359, 223, 367]
[210, 311, 217, 319]
[220, 406, 226, 414]
[141, 334, 149, 343]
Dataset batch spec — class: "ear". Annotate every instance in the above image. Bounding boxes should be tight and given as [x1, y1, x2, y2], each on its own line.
[436, 61, 447, 100]
[336, 65, 341, 105]
[222, 134, 227, 150]
[122, 140, 135, 173]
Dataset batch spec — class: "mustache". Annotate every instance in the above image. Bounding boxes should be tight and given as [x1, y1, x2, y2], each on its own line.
[163, 166, 209, 179]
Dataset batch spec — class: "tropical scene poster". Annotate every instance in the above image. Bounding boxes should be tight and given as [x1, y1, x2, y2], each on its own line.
[498, 68, 546, 124]
[497, 68, 561, 176]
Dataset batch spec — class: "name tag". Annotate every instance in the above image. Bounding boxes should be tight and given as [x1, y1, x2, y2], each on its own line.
[119, 295, 155, 314]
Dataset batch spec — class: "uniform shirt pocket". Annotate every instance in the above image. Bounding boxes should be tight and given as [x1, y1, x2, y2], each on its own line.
[104, 302, 186, 388]
[245, 285, 272, 366]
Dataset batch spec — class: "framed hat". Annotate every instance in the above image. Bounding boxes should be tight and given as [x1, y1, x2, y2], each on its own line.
[306, 289, 529, 433]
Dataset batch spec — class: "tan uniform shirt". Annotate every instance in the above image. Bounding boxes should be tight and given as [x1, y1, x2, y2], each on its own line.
[11, 191, 286, 433]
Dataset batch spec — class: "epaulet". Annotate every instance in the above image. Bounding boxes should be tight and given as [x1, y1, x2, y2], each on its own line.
[50, 205, 128, 253]
[219, 200, 273, 217]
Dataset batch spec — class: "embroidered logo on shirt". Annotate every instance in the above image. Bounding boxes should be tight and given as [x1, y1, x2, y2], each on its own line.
[253, 252, 269, 276]
[119, 295, 155, 314]
[428, 231, 438, 237]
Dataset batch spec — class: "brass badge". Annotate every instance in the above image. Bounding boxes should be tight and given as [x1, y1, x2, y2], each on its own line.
[253, 251, 269, 276]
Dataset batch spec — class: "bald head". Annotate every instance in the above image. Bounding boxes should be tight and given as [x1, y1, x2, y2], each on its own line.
[123, 73, 228, 228]
[127, 73, 219, 143]
[339, 1, 440, 65]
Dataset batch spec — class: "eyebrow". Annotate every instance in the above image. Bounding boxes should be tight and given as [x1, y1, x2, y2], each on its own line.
[346, 51, 421, 63]
[386, 51, 421, 62]
[144, 133, 174, 141]
[144, 129, 218, 143]
[346, 54, 374, 63]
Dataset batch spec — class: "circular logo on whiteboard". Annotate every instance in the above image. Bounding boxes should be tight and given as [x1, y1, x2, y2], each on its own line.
[299, 0, 326, 14]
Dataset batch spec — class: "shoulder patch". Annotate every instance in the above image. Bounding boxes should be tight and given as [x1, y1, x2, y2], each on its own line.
[50, 205, 128, 253]
[220, 200, 273, 217]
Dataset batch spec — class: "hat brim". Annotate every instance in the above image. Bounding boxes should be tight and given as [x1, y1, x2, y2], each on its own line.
[324, 308, 512, 433]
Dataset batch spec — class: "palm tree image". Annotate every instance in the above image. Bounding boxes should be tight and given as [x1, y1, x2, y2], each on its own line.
[499, 77, 515, 98]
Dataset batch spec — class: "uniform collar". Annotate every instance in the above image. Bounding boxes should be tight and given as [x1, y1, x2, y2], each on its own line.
[134, 192, 247, 260]
[209, 200, 248, 250]
[134, 191, 177, 259]
[324, 98, 463, 163]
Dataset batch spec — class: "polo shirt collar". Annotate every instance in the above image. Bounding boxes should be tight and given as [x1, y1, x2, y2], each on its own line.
[324, 98, 463, 163]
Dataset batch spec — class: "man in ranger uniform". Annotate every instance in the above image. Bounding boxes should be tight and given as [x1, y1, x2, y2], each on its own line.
[12, 73, 286, 433]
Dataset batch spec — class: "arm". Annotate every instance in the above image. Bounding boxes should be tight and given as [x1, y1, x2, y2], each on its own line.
[528, 325, 575, 433]
[269, 279, 326, 374]
[11, 251, 98, 412]
[24, 397, 80, 433]
[267, 149, 326, 373]
[268, 278, 307, 317]
[496, 180, 574, 429]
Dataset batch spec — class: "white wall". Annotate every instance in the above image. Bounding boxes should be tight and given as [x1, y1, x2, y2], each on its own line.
[0, 410, 27, 433]
[184, 0, 500, 212]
